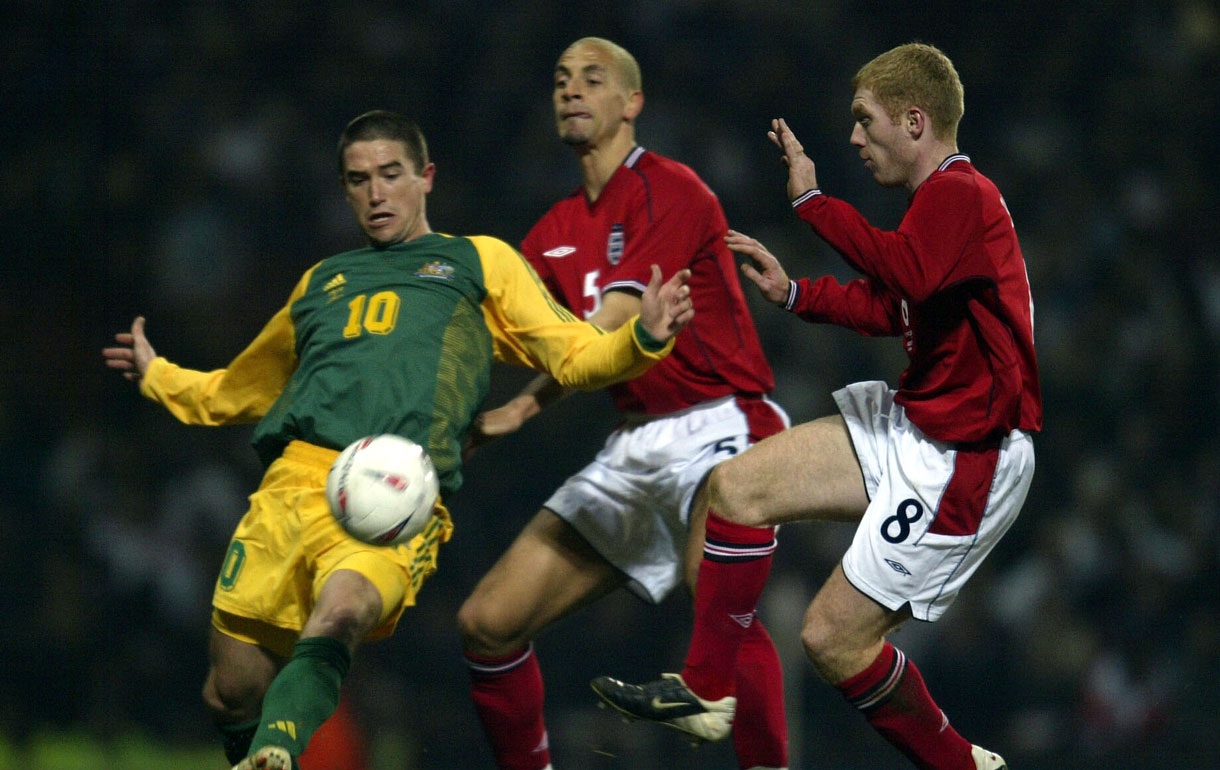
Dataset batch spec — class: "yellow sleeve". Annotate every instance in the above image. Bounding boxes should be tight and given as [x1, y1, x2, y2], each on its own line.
[472, 235, 674, 390]
[138, 268, 314, 425]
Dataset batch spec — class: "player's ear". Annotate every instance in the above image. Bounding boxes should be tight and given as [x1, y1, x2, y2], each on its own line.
[906, 107, 925, 140]
[418, 162, 436, 193]
[624, 90, 644, 122]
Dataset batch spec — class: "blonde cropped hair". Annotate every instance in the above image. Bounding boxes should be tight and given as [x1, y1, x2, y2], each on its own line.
[852, 43, 964, 142]
[566, 37, 643, 93]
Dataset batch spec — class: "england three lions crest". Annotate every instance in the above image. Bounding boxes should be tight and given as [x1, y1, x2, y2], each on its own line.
[607, 224, 625, 265]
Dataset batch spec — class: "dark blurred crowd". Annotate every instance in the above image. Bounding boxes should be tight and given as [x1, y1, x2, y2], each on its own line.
[3, 1, 1218, 768]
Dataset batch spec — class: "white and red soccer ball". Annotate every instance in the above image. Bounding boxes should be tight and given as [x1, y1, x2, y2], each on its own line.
[326, 435, 439, 545]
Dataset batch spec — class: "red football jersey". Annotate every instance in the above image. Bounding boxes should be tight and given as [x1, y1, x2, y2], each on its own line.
[787, 155, 1042, 443]
[522, 147, 774, 414]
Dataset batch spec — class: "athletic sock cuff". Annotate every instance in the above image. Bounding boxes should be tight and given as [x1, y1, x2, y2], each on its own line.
[836, 641, 905, 711]
[464, 644, 534, 675]
[292, 636, 352, 679]
[704, 511, 777, 562]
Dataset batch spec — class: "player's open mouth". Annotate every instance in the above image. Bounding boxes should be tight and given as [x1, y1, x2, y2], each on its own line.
[369, 212, 394, 225]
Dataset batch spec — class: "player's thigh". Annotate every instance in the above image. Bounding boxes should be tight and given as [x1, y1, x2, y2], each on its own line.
[801, 563, 911, 683]
[458, 508, 627, 652]
[711, 414, 869, 527]
[203, 623, 283, 719]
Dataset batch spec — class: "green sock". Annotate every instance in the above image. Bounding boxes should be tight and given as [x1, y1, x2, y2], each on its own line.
[219, 717, 260, 764]
[248, 636, 352, 761]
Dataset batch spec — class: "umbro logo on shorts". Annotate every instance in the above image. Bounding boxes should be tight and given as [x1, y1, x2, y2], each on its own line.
[885, 558, 912, 576]
[543, 246, 576, 258]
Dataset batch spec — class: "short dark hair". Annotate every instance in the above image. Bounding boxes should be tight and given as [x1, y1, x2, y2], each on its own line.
[337, 110, 430, 175]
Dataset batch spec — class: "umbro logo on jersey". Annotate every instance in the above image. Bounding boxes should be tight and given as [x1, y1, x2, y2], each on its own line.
[543, 246, 576, 258]
[885, 558, 912, 576]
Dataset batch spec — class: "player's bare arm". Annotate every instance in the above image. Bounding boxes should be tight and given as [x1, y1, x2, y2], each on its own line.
[638, 264, 694, 340]
[102, 315, 157, 382]
[463, 375, 567, 461]
[727, 230, 792, 305]
[768, 118, 818, 200]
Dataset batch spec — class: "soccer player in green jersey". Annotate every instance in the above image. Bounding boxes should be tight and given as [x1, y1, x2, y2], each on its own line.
[102, 110, 693, 770]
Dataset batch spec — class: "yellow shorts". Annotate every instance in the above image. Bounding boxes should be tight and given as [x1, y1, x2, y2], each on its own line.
[211, 440, 453, 656]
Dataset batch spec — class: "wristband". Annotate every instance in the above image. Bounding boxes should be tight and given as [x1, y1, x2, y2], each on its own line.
[782, 279, 799, 311]
[632, 318, 667, 352]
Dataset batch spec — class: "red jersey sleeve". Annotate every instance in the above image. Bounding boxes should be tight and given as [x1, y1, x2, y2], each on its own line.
[789, 275, 902, 335]
[793, 179, 977, 303]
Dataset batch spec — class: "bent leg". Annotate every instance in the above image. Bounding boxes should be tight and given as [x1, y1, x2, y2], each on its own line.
[681, 415, 869, 702]
[459, 509, 626, 770]
[806, 565, 975, 770]
[687, 483, 787, 769]
[244, 566, 395, 767]
[203, 623, 284, 764]
[710, 414, 869, 528]
[459, 508, 626, 656]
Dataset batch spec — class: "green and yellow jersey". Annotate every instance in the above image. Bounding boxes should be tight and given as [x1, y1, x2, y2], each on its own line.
[139, 232, 672, 494]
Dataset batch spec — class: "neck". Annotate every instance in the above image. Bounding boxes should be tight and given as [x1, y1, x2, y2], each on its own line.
[575, 130, 636, 202]
[906, 140, 959, 193]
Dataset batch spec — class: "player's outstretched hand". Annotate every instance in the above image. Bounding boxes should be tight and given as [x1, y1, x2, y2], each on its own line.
[727, 230, 791, 306]
[462, 397, 533, 461]
[102, 315, 157, 382]
[768, 118, 818, 201]
[639, 264, 694, 342]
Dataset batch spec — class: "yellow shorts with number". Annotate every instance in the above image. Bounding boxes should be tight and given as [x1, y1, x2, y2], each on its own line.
[211, 440, 453, 657]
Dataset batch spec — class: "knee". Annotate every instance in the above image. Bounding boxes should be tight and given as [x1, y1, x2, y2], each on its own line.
[799, 604, 852, 680]
[305, 595, 382, 648]
[706, 460, 771, 528]
[456, 594, 529, 657]
[202, 666, 264, 723]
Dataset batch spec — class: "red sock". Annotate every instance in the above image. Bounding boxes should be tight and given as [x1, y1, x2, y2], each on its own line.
[466, 645, 550, 770]
[731, 619, 788, 769]
[836, 643, 973, 770]
[682, 510, 776, 700]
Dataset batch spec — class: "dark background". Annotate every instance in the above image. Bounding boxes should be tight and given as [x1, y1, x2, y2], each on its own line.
[4, 1, 1218, 768]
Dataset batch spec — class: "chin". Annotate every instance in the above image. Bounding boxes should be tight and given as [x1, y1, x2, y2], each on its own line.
[366, 232, 401, 248]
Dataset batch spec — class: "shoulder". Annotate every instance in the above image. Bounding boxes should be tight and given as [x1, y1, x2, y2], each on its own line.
[918, 158, 995, 214]
[307, 247, 369, 288]
[460, 234, 530, 271]
[924, 156, 993, 198]
[631, 149, 721, 209]
[462, 233, 517, 253]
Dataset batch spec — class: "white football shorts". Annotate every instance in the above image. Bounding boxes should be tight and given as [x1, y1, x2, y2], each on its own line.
[836, 380, 1035, 621]
[544, 394, 789, 603]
